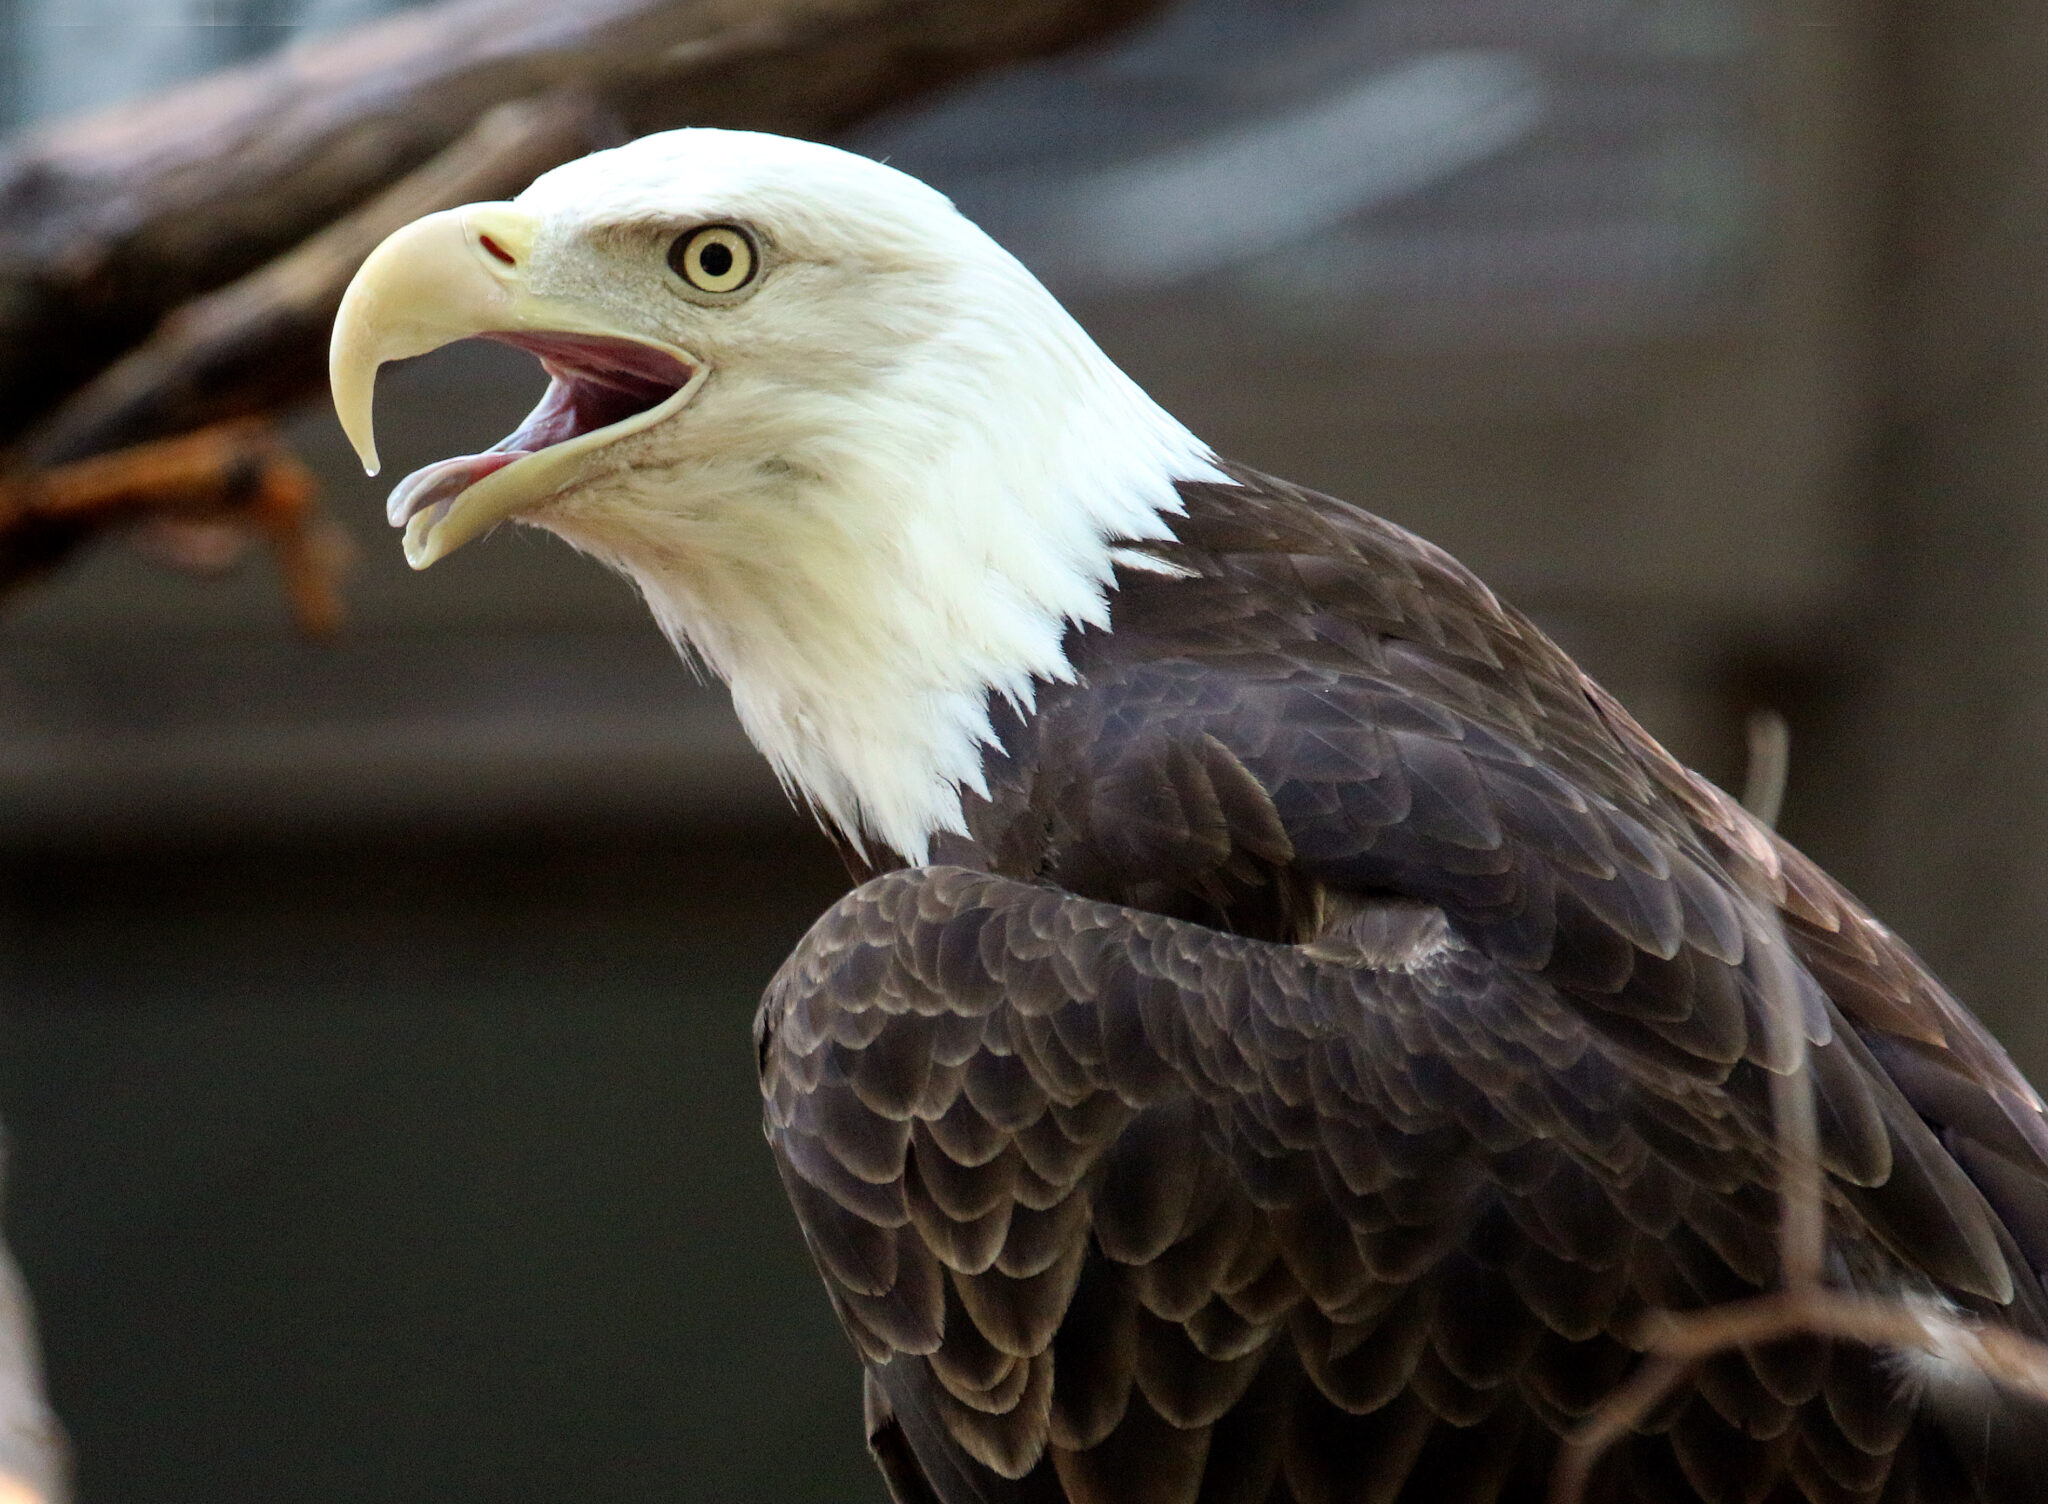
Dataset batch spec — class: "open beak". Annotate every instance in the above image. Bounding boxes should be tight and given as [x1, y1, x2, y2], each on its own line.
[330, 202, 702, 568]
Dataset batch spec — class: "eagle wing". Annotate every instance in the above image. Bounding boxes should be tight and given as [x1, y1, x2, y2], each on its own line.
[1060, 467, 2048, 1312]
[761, 471, 2048, 1503]
[758, 863, 2046, 1504]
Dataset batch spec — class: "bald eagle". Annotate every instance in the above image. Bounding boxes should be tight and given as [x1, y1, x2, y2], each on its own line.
[331, 129, 2048, 1504]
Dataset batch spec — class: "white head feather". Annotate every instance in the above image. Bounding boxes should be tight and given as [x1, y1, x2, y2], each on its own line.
[405, 130, 1227, 861]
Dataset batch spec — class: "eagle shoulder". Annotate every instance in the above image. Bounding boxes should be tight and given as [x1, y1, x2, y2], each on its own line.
[767, 467, 2048, 1503]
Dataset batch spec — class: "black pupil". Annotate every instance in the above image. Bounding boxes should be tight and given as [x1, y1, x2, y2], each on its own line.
[698, 240, 735, 278]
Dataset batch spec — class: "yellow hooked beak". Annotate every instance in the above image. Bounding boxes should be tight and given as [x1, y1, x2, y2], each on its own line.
[330, 202, 702, 568]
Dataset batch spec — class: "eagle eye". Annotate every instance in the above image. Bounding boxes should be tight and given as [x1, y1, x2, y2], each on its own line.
[670, 224, 758, 294]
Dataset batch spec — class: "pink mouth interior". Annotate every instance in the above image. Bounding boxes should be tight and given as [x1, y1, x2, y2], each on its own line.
[385, 333, 695, 529]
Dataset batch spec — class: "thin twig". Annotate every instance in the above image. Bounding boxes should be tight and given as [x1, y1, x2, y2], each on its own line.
[1741, 709, 1790, 829]
[1554, 1285, 2048, 1504]
[1651, 1290, 2048, 1405]
[1756, 905, 1826, 1290]
[1549, 940, 1822, 1495]
[1552, 806, 1830, 1499]
[1549, 782, 2048, 1500]
[1548, 1353, 1697, 1504]
[0, 0, 1165, 451]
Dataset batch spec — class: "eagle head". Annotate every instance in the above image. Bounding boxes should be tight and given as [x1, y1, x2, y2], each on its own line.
[330, 128, 1223, 861]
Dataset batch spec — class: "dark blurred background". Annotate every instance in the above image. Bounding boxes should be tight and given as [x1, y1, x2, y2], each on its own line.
[0, 0, 2036, 1499]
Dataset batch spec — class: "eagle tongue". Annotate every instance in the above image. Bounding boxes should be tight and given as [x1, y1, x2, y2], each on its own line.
[385, 451, 528, 527]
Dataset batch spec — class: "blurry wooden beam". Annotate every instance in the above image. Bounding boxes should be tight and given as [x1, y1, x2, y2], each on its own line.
[1827, 3, 2048, 1073]
[0, 0, 1161, 453]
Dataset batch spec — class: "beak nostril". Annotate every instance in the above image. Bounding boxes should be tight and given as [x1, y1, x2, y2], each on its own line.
[479, 233, 517, 267]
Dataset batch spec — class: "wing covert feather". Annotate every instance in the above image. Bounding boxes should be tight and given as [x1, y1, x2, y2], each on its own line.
[759, 866, 2042, 1504]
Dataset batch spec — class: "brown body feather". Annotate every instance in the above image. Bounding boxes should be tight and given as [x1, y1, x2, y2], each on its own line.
[760, 465, 2048, 1503]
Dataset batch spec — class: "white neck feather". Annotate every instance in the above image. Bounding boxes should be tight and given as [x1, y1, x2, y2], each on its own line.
[545, 259, 1224, 863]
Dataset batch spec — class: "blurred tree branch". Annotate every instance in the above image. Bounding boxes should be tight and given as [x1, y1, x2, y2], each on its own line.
[0, 420, 338, 634]
[0, 0, 1159, 619]
[15, 91, 607, 470]
[0, 0, 1159, 458]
